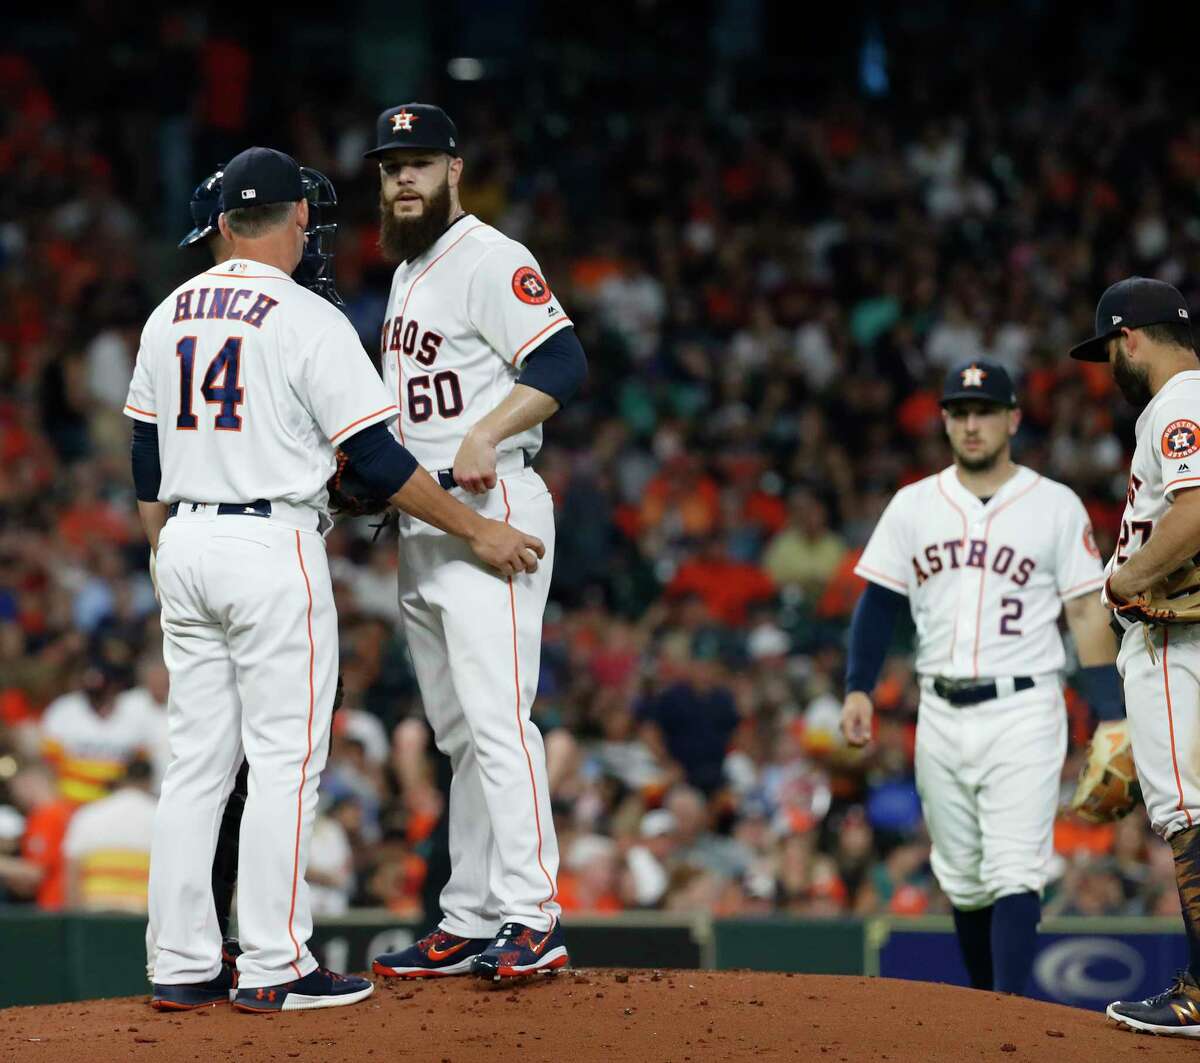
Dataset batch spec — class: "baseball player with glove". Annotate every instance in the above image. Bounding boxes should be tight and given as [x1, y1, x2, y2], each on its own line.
[1070, 277, 1200, 1036]
[129, 147, 544, 1013]
[841, 359, 1122, 996]
[364, 104, 586, 981]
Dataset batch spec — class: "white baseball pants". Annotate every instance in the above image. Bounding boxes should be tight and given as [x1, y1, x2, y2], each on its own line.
[1119, 623, 1200, 840]
[397, 467, 561, 936]
[149, 506, 337, 989]
[915, 682, 1066, 909]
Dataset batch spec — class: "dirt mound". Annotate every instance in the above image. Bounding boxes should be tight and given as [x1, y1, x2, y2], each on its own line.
[0, 970, 1188, 1062]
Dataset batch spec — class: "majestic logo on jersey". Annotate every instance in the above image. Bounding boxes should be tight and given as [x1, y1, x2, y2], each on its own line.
[1162, 419, 1200, 459]
[960, 364, 986, 388]
[390, 109, 419, 132]
[911, 539, 1036, 587]
[1083, 523, 1100, 559]
[512, 266, 551, 305]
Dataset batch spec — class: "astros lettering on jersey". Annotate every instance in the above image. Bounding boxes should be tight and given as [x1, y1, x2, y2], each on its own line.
[379, 215, 571, 467]
[856, 465, 1106, 678]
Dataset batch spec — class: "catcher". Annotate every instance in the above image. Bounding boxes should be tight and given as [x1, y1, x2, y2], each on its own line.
[1069, 276, 1200, 1036]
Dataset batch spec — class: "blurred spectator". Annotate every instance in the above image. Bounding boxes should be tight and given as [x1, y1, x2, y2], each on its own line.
[761, 490, 847, 599]
[62, 758, 155, 912]
[0, 762, 73, 909]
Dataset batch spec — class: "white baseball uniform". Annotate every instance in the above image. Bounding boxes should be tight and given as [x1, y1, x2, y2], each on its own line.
[857, 464, 1105, 907]
[124, 257, 397, 988]
[1106, 370, 1200, 840]
[380, 215, 569, 935]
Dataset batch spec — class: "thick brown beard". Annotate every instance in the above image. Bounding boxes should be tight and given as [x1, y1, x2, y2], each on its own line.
[379, 180, 453, 263]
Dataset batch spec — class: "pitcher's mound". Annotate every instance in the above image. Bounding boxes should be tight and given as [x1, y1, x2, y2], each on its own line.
[0, 970, 1189, 1062]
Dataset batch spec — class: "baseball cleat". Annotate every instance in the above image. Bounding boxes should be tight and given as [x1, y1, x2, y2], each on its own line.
[1108, 971, 1200, 1037]
[471, 920, 569, 981]
[152, 965, 236, 1010]
[372, 927, 490, 978]
[232, 966, 374, 1013]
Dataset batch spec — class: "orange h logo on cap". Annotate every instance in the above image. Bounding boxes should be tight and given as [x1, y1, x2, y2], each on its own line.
[390, 109, 419, 132]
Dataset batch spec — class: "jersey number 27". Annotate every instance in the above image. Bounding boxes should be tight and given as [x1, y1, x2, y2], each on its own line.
[175, 336, 245, 431]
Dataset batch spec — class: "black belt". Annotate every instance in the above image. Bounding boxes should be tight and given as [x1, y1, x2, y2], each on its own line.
[932, 676, 1036, 706]
[167, 499, 272, 519]
[435, 449, 533, 491]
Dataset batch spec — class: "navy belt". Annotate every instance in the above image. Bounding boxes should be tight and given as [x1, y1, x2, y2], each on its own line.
[167, 499, 272, 519]
[933, 676, 1035, 706]
[435, 450, 533, 491]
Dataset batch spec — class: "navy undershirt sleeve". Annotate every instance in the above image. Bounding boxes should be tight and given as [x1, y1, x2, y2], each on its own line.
[845, 581, 907, 694]
[131, 421, 162, 502]
[517, 326, 587, 407]
[1077, 663, 1125, 721]
[338, 421, 419, 497]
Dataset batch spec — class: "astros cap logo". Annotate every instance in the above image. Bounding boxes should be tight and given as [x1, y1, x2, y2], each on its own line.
[960, 364, 986, 388]
[391, 109, 419, 132]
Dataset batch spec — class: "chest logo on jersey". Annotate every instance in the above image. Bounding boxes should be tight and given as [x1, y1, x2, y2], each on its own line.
[381, 316, 445, 366]
[1162, 419, 1200, 459]
[512, 266, 551, 305]
[911, 539, 1036, 587]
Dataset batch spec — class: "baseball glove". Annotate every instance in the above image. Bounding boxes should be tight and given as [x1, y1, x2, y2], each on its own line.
[1070, 720, 1141, 823]
[327, 449, 392, 519]
[1110, 563, 1200, 625]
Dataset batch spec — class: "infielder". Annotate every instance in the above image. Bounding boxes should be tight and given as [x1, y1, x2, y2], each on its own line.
[364, 104, 586, 981]
[841, 359, 1121, 996]
[128, 146, 544, 1012]
[1069, 278, 1200, 1036]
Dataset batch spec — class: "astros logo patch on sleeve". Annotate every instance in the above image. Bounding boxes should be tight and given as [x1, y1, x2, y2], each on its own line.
[512, 266, 551, 305]
[1162, 419, 1200, 458]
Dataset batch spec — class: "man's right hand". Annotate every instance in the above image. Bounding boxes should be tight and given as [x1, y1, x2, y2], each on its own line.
[841, 690, 874, 747]
[470, 518, 545, 576]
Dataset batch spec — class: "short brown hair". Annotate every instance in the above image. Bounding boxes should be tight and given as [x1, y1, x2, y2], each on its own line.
[1140, 320, 1196, 353]
[223, 201, 295, 238]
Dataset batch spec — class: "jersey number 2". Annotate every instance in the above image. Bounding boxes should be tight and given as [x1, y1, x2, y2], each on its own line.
[999, 596, 1023, 636]
[176, 336, 245, 431]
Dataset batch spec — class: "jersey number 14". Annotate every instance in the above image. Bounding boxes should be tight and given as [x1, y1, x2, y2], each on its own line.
[175, 336, 245, 431]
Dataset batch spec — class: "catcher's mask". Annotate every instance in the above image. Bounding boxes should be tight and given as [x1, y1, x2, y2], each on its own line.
[294, 166, 344, 308]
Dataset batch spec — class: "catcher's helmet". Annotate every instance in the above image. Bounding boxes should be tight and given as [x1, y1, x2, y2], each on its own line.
[294, 166, 344, 308]
[178, 165, 225, 249]
[178, 163, 344, 309]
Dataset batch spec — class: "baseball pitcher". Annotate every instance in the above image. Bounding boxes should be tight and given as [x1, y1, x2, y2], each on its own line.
[363, 104, 586, 981]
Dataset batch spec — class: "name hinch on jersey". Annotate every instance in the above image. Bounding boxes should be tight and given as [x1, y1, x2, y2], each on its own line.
[172, 287, 279, 329]
[912, 539, 1036, 587]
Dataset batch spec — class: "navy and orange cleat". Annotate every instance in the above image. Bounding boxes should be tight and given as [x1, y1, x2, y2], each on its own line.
[372, 927, 490, 978]
[152, 965, 236, 1011]
[471, 920, 568, 981]
[232, 966, 374, 1013]
[1108, 971, 1200, 1037]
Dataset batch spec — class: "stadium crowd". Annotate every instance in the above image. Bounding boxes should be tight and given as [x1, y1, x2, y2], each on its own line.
[0, 20, 1193, 924]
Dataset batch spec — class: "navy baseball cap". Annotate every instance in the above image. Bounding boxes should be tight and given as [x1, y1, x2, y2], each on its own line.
[220, 147, 305, 213]
[940, 359, 1017, 407]
[1069, 276, 1192, 362]
[364, 103, 459, 159]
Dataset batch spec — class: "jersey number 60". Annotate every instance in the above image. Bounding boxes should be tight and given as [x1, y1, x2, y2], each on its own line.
[407, 371, 464, 423]
[175, 336, 245, 431]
